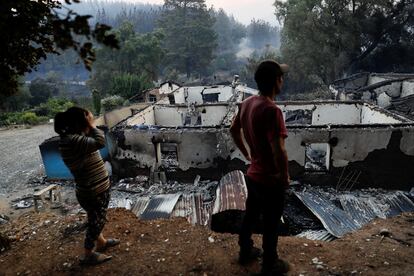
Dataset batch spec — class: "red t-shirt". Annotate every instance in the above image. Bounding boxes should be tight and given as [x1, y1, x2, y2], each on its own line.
[234, 95, 288, 185]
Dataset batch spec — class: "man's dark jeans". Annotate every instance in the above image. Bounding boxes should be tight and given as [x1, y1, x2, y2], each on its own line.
[239, 176, 285, 269]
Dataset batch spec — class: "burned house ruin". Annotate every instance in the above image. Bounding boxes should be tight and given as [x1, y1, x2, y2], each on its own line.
[39, 82, 414, 239]
[331, 72, 414, 119]
[108, 96, 414, 190]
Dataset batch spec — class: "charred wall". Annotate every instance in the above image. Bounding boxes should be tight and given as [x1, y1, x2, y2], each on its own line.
[108, 120, 414, 190]
[286, 127, 414, 190]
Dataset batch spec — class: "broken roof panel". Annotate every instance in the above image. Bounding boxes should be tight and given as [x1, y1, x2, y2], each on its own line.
[339, 194, 379, 226]
[295, 187, 414, 238]
[340, 191, 414, 224]
[213, 170, 247, 214]
[294, 189, 361, 237]
[172, 193, 198, 224]
[131, 196, 150, 218]
[296, 230, 336, 242]
[140, 193, 181, 220]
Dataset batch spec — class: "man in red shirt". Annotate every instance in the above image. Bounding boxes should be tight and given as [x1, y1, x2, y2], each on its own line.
[230, 60, 290, 275]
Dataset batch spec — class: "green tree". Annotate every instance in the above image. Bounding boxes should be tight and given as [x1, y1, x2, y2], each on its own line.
[0, 85, 31, 112]
[28, 78, 58, 106]
[275, 0, 414, 92]
[0, 0, 118, 97]
[247, 19, 280, 50]
[212, 9, 246, 71]
[92, 89, 102, 115]
[101, 95, 125, 112]
[89, 22, 164, 97]
[158, 0, 217, 77]
[110, 73, 152, 99]
[240, 47, 282, 89]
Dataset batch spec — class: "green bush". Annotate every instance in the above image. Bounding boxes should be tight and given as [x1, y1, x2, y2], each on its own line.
[32, 98, 74, 117]
[0, 111, 47, 126]
[101, 95, 125, 112]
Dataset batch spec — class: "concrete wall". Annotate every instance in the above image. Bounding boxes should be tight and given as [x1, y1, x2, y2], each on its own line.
[368, 76, 402, 98]
[279, 103, 362, 125]
[109, 128, 228, 175]
[109, 124, 414, 189]
[200, 105, 229, 126]
[173, 86, 236, 104]
[312, 104, 361, 125]
[360, 105, 402, 124]
[126, 106, 156, 126]
[102, 103, 150, 128]
[159, 83, 180, 95]
[203, 86, 234, 102]
[128, 105, 229, 127]
[154, 105, 184, 126]
[183, 87, 204, 104]
[401, 80, 414, 98]
[278, 102, 404, 125]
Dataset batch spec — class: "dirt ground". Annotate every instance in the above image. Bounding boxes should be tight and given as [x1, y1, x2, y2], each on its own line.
[0, 209, 413, 276]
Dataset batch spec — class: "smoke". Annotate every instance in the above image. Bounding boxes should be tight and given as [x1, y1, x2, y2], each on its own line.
[236, 38, 255, 58]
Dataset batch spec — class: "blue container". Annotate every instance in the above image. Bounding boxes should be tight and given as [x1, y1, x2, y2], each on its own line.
[39, 136, 110, 180]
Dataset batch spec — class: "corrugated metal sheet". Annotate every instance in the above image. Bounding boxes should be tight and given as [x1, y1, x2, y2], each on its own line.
[382, 191, 414, 215]
[339, 191, 414, 224]
[296, 230, 336, 242]
[194, 193, 214, 226]
[294, 189, 361, 238]
[295, 188, 414, 238]
[172, 194, 197, 224]
[140, 194, 181, 220]
[171, 193, 214, 226]
[213, 170, 247, 214]
[131, 196, 150, 217]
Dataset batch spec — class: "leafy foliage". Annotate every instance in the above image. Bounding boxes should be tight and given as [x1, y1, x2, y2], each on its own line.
[101, 95, 125, 112]
[158, 0, 217, 77]
[32, 98, 74, 118]
[28, 79, 58, 106]
[0, 0, 119, 96]
[110, 73, 152, 99]
[91, 89, 102, 115]
[247, 19, 280, 50]
[240, 47, 282, 89]
[89, 22, 164, 98]
[211, 9, 246, 71]
[275, 0, 414, 92]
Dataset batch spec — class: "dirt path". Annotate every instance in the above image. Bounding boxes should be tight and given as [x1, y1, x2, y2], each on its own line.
[1, 209, 413, 275]
[0, 124, 55, 194]
[0, 124, 56, 216]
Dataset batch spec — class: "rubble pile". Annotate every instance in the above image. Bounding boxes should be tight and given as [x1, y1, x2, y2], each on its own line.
[114, 176, 218, 200]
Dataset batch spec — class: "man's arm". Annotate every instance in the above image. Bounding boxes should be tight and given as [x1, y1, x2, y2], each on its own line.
[270, 136, 289, 188]
[230, 111, 251, 161]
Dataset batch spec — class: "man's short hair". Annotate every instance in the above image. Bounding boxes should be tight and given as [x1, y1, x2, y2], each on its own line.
[254, 60, 289, 96]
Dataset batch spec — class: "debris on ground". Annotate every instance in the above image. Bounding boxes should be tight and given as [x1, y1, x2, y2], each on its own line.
[0, 209, 413, 275]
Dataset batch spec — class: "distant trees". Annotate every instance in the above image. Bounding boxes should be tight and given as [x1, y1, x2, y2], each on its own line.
[247, 19, 280, 50]
[28, 79, 58, 106]
[241, 47, 282, 89]
[0, 0, 118, 97]
[275, 0, 414, 92]
[88, 22, 164, 99]
[158, 0, 217, 77]
[212, 9, 246, 71]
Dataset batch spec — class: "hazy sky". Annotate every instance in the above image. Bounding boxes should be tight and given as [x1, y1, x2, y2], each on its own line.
[134, 0, 278, 25]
